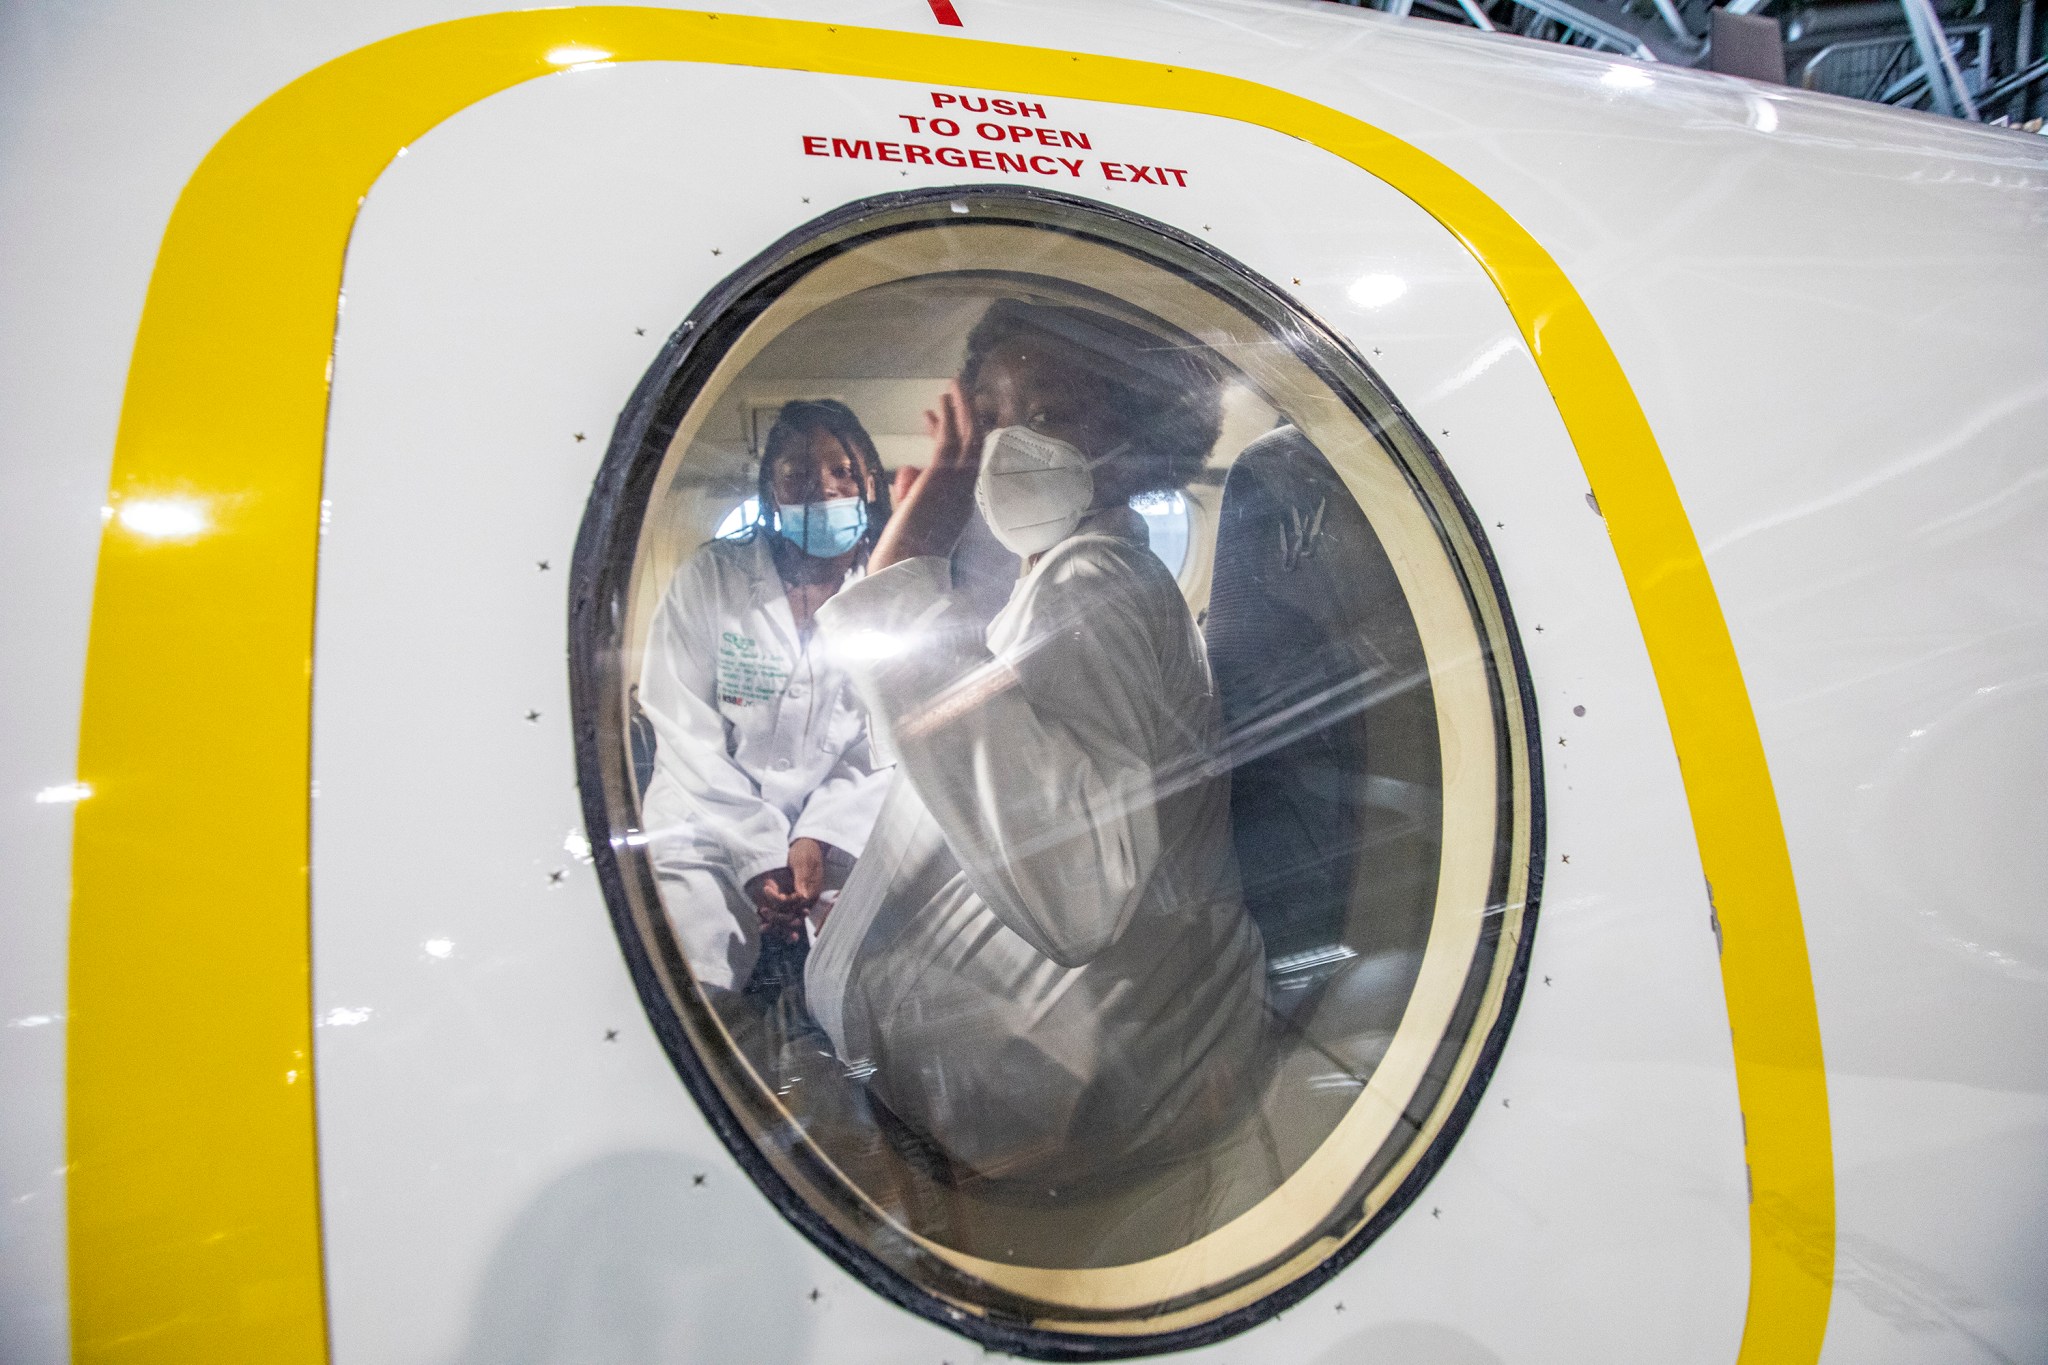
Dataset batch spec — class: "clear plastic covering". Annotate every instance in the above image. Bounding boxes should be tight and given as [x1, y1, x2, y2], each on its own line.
[572, 190, 1538, 1347]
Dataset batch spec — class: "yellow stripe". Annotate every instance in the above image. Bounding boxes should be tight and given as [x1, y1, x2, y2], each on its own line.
[68, 10, 1831, 1362]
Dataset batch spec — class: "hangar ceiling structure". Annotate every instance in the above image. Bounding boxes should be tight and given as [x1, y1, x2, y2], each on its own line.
[1325, 0, 2047, 124]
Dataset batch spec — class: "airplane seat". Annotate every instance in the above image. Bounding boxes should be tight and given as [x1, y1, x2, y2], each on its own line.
[1204, 425, 1432, 981]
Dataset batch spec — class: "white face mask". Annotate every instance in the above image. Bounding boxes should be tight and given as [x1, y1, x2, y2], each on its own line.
[974, 426, 1111, 558]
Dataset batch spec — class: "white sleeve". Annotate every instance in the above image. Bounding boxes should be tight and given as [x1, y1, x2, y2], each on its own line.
[815, 550, 1164, 968]
[637, 553, 792, 889]
[788, 724, 891, 857]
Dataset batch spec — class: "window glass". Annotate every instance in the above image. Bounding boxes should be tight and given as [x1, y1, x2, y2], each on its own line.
[714, 496, 762, 541]
[571, 190, 1538, 1352]
[1130, 490, 1191, 579]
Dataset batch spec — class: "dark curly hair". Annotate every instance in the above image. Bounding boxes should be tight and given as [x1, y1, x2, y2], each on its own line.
[959, 299, 1223, 497]
[750, 399, 891, 552]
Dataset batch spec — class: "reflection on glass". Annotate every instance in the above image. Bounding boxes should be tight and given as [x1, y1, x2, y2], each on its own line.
[637, 401, 894, 995]
[584, 193, 1534, 1344]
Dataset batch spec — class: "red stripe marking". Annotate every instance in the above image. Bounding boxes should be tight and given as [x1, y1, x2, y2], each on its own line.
[927, 0, 964, 25]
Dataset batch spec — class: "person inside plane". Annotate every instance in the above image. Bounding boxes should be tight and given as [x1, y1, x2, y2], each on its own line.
[806, 301, 1271, 1188]
[638, 399, 895, 997]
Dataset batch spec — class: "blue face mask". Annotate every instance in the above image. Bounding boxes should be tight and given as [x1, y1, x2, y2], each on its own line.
[772, 496, 868, 558]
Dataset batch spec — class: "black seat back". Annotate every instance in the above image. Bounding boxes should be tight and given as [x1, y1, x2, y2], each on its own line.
[1204, 427, 1440, 972]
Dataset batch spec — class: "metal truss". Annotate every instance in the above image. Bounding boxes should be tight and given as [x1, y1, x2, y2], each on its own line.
[1325, 0, 2048, 126]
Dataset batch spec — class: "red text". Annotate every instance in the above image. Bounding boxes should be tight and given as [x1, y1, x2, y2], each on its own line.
[804, 134, 1085, 178]
[1100, 162, 1190, 187]
[931, 91, 1047, 118]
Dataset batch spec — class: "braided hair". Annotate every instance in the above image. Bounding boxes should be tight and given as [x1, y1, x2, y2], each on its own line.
[748, 399, 892, 555]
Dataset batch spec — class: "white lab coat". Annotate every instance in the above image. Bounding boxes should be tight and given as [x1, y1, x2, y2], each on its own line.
[638, 533, 891, 992]
[807, 508, 1269, 1184]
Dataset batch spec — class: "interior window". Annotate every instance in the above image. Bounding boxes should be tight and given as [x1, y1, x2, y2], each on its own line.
[714, 496, 761, 541]
[571, 189, 1539, 1353]
[1130, 489, 1192, 579]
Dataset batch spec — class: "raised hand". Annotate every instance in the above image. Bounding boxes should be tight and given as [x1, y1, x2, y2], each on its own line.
[869, 380, 982, 571]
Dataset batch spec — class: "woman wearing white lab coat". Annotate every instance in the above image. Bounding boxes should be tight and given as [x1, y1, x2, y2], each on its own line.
[809, 302, 1269, 1186]
[639, 400, 894, 995]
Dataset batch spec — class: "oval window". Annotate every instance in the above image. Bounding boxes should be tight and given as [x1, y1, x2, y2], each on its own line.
[571, 189, 1540, 1355]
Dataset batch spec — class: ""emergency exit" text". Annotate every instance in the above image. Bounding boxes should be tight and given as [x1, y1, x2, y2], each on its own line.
[796, 88, 1191, 191]
[800, 135, 1189, 189]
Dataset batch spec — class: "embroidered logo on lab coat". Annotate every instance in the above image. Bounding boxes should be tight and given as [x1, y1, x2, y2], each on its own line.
[717, 631, 788, 707]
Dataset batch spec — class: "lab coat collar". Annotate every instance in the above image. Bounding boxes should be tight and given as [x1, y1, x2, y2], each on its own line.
[740, 530, 867, 650]
[1002, 505, 1152, 622]
[740, 532, 782, 609]
[1074, 504, 1149, 545]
